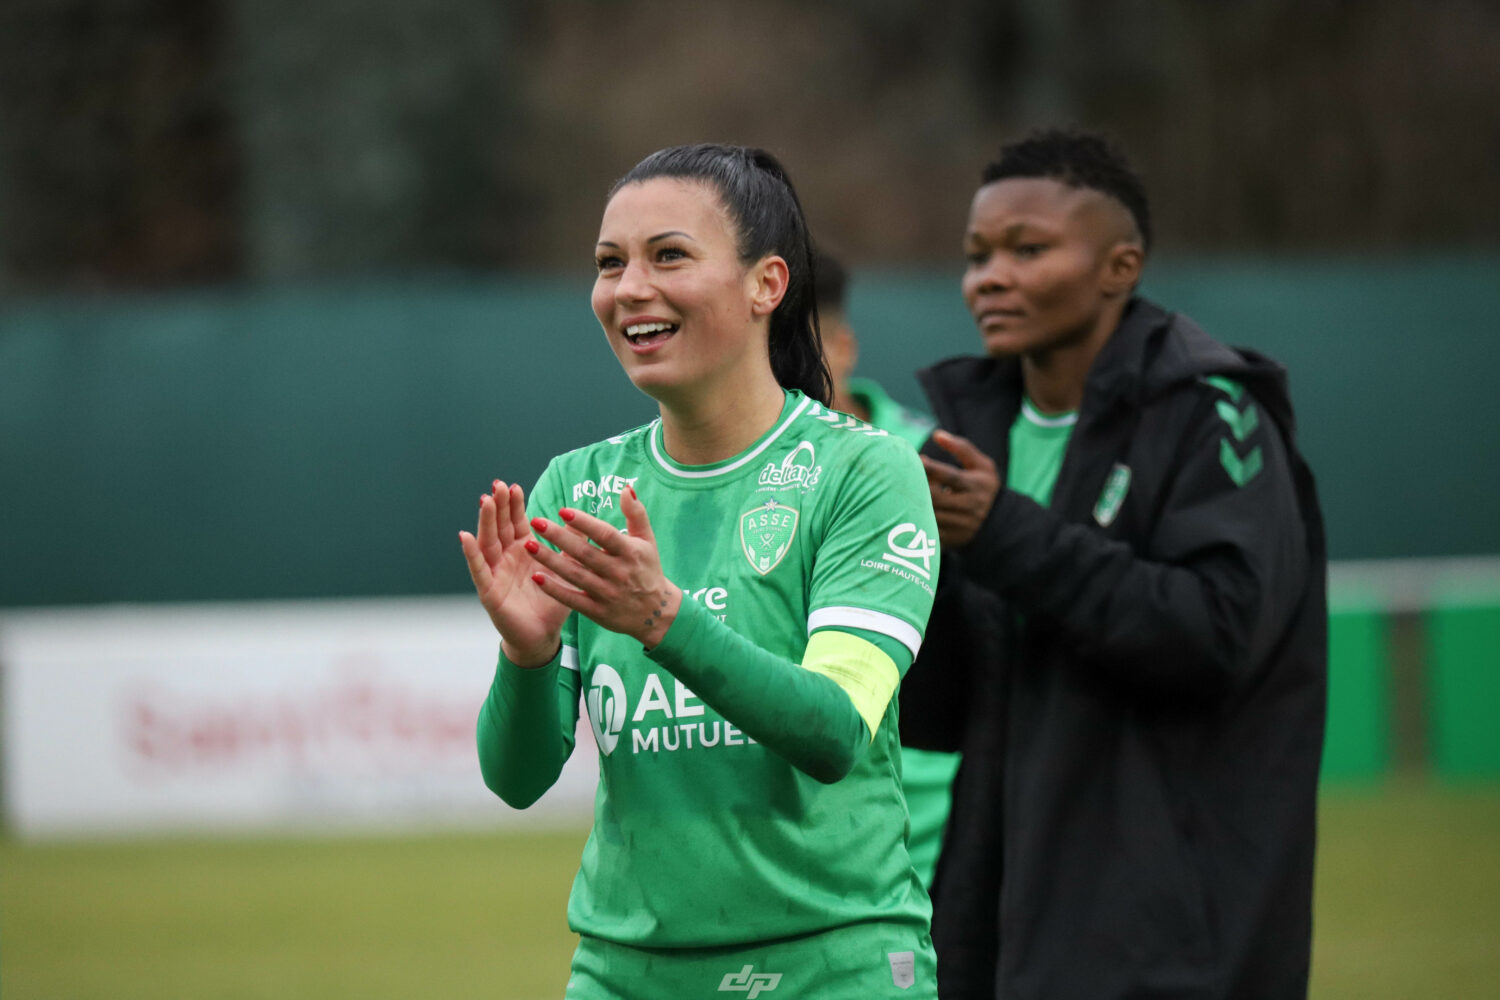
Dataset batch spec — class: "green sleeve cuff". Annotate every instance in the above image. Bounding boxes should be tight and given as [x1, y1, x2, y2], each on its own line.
[479, 641, 574, 809]
[498, 642, 564, 683]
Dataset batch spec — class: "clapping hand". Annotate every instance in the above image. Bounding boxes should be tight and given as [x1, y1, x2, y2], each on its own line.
[523, 485, 684, 650]
[459, 481, 570, 667]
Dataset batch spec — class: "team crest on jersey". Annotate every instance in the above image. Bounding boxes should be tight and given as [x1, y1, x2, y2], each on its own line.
[739, 499, 799, 575]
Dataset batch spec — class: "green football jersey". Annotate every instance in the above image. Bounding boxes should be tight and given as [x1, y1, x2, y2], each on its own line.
[1007, 397, 1076, 507]
[525, 390, 939, 950]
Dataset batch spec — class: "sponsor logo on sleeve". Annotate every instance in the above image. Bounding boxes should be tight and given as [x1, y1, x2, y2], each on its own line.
[739, 500, 799, 575]
[882, 523, 936, 579]
[859, 523, 937, 595]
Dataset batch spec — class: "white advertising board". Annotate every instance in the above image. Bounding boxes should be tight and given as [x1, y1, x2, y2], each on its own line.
[0, 598, 598, 839]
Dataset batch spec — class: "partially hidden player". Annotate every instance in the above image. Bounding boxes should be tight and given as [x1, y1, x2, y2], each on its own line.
[461, 144, 941, 998]
[901, 130, 1328, 999]
[814, 248, 960, 892]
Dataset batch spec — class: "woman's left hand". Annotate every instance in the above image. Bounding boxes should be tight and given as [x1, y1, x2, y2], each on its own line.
[525, 486, 683, 648]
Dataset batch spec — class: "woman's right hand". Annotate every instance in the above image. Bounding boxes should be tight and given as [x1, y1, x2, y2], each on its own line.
[459, 481, 570, 667]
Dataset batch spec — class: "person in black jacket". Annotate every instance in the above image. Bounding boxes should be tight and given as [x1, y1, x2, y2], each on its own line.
[900, 130, 1327, 1000]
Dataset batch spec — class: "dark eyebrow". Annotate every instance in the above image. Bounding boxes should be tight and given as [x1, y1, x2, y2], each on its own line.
[967, 221, 1048, 245]
[595, 231, 696, 251]
[1001, 222, 1039, 241]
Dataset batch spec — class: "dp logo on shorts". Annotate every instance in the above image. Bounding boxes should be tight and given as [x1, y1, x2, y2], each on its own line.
[719, 965, 781, 998]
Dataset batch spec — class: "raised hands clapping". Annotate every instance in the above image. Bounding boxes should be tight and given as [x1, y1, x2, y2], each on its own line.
[459, 481, 570, 667]
[460, 481, 683, 662]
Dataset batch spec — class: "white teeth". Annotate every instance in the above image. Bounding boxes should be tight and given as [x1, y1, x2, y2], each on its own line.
[625, 321, 675, 337]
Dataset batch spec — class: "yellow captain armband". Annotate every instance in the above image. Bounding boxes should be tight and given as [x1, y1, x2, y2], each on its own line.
[801, 630, 902, 739]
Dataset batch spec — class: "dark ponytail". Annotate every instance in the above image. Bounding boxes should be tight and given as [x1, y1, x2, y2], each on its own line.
[610, 144, 834, 406]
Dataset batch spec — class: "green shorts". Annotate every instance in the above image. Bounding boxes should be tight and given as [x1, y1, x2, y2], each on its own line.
[566, 921, 937, 999]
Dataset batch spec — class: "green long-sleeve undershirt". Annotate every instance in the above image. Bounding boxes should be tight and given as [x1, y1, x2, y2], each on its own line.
[476, 597, 911, 806]
[476, 647, 579, 809]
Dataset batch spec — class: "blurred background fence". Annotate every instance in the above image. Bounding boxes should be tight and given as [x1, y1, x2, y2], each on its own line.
[4, 261, 1498, 840]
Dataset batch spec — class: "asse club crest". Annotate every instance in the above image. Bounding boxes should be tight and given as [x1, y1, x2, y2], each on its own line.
[740, 499, 799, 575]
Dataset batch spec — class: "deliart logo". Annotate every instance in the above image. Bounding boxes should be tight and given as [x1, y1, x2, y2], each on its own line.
[719, 965, 782, 998]
[882, 523, 937, 579]
[585, 663, 627, 755]
[758, 440, 821, 490]
[739, 499, 799, 575]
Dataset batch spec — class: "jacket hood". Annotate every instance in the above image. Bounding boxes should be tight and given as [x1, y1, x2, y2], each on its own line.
[1136, 300, 1298, 437]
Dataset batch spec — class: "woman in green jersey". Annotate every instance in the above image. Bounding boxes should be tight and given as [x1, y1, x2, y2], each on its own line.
[459, 144, 941, 998]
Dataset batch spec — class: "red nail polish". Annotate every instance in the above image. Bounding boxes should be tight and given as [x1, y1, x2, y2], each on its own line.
[480, 495, 486, 508]
[531, 573, 546, 586]
[492, 479, 501, 492]
[559, 508, 576, 522]
[627, 485, 637, 500]
[530, 518, 547, 533]
[524, 539, 539, 554]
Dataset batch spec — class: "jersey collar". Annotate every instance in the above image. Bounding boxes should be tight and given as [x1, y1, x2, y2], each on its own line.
[648, 391, 813, 480]
[1020, 397, 1079, 429]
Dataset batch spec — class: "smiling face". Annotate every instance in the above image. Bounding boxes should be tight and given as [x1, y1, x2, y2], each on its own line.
[592, 177, 786, 403]
[961, 176, 1142, 361]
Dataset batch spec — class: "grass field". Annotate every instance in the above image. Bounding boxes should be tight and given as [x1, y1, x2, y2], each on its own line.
[3, 782, 1497, 999]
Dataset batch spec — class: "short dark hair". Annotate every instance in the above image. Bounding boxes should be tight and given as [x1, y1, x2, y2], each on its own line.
[982, 129, 1153, 253]
[611, 144, 833, 406]
[811, 249, 847, 315]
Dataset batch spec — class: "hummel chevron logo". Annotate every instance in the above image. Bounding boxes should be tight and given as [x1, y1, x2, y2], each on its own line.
[1202, 374, 1245, 402]
[1205, 375, 1262, 486]
[720, 965, 782, 997]
[813, 410, 862, 430]
[1219, 438, 1263, 487]
[1215, 398, 1259, 441]
[804, 402, 888, 435]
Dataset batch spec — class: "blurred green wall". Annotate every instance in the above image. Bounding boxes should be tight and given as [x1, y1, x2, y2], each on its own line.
[2, 256, 1496, 606]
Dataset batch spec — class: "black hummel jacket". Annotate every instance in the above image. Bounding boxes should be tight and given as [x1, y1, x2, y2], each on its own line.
[901, 297, 1327, 1000]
